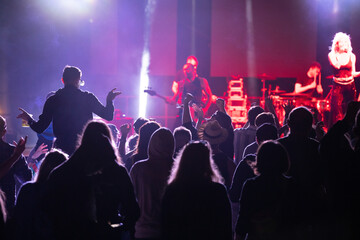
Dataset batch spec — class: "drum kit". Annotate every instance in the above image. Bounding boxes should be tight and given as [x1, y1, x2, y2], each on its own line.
[258, 74, 330, 124]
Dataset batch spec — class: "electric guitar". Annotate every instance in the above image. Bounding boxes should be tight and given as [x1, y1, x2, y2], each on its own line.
[144, 89, 171, 104]
[144, 89, 209, 121]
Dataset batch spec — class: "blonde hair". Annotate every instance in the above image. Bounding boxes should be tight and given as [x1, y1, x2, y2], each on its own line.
[331, 32, 352, 53]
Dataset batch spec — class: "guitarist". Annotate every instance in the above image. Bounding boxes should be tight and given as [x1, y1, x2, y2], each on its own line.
[168, 63, 213, 119]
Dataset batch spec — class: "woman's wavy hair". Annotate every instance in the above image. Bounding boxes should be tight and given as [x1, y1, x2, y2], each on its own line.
[135, 121, 161, 157]
[331, 32, 352, 53]
[77, 120, 122, 165]
[35, 149, 68, 183]
[168, 141, 223, 184]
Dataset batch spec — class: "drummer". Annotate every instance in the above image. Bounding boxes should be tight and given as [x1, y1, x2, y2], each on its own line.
[294, 62, 323, 98]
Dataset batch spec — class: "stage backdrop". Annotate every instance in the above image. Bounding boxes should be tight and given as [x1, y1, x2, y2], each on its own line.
[210, 0, 318, 80]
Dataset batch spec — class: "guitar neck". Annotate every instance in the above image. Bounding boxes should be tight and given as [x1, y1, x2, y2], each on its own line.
[154, 93, 168, 102]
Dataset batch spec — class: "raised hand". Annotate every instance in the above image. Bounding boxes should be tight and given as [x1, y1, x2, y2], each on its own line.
[183, 93, 194, 105]
[17, 108, 33, 122]
[265, 96, 275, 112]
[13, 136, 28, 158]
[282, 100, 296, 116]
[193, 103, 204, 120]
[106, 88, 122, 102]
[216, 98, 226, 113]
[32, 143, 49, 159]
[120, 123, 131, 138]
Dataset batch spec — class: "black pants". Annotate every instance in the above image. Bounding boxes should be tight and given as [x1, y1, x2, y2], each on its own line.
[329, 82, 356, 126]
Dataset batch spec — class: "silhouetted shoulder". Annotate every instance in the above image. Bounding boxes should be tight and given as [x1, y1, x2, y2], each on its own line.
[211, 181, 228, 193]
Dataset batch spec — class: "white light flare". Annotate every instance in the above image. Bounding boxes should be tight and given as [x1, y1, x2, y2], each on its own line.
[138, 50, 150, 117]
[333, 0, 339, 14]
[138, 0, 156, 118]
[37, 0, 96, 19]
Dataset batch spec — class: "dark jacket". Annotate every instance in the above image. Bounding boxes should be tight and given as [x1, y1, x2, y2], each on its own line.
[30, 85, 114, 154]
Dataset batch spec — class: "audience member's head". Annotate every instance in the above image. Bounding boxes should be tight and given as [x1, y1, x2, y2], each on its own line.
[133, 117, 149, 134]
[248, 106, 265, 126]
[80, 120, 114, 148]
[243, 154, 257, 174]
[168, 141, 222, 184]
[198, 120, 228, 147]
[256, 123, 278, 144]
[0, 115, 6, 138]
[35, 149, 68, 183]
[287, 107, 313, 136]
[77, 120, 120, 171]
[255, 112, 276, 127]
[62, 66, 82, 87]
[173, 126, 192, 151]
[136, 121, 161, 156]
[256, 140, 289, 176]
[148, 128, 174, 160]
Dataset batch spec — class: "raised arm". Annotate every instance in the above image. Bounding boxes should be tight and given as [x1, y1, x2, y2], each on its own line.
[17, 96, 54, 134]
[92, 88, 121, 121]
[182, 93, 194, 125]
[119, 123, 131, 158]
[294, 81, 316, 94]
[317, 72, 323, 94]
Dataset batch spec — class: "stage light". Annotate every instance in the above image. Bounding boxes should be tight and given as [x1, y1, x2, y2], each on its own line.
[138, 50, 150, 118]
[37, 0, 96, 19]
[333, 0, 339, 14]
[138, 0, 157, 118]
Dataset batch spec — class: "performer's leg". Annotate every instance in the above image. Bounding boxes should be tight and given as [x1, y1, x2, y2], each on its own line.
[341, 83, 356, 117]
[330, 83, 344, 126]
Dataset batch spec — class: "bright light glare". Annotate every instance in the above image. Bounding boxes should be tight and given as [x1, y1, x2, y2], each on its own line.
[333, 0, 339, 14]
[59, 0, 95, 15]
[138, 50, 150, 117]
[38, 0, 96, 19]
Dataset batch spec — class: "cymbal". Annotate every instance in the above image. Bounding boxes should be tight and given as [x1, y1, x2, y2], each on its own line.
[258, 73, 275, 80]
[280, 92, 311, 97]
[270, 89, 286, 94]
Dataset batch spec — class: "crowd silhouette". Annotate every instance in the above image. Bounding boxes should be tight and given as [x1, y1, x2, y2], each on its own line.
[1, 65, 360, 240]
